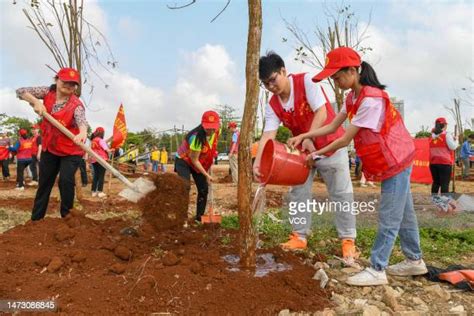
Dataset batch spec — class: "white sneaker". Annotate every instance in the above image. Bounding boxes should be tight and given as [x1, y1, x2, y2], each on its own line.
[386, 259, 428, 276]
[346, 267, 388, 286]
[361, 183, 368, 187]
[97, 192, 107, 198]
[15, 186, 25, 191]
[28, 181, 38, 186]
[92, 192, 98, 197]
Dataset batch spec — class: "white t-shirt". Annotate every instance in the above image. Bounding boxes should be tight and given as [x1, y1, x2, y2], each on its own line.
[264, 73, 327, 132]
[341, 95, 386, 132]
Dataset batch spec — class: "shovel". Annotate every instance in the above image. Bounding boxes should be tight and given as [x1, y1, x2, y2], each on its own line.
[33, 108, 155, 203]
[201, 170, 221, 224]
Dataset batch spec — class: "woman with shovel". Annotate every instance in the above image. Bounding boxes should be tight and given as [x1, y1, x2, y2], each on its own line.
[16, 67, 88, 221]
[174, 110, 220, 222]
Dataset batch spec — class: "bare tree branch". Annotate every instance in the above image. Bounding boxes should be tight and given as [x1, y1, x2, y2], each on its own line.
[210, 0, 231, 23]
[167, 0, 196, 10]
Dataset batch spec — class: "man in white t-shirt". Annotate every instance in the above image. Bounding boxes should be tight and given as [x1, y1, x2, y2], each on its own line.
[253, 52, 358, 264]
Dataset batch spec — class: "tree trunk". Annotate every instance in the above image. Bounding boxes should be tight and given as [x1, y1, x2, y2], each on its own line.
[238, 0, 262, 269]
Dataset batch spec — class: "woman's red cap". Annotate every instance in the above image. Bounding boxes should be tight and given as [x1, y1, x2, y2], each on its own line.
[312, 47, 361, 82]
[94, 127, 105, 134]
[201, 111, 220, 130]
[57, 68, 80, 84]
[435, 117, 447, 124]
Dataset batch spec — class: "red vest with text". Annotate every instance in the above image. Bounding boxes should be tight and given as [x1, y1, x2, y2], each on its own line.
[269, 73, 344, 156]
[31, 135, 39, 156]
[0, 138, 9, 160]
[429, 133, 453, 165]
[41, 90, 84, 157]
[91, 137, 109, 161]
[346, 86, 415, 181]
[177, 130, 220, 173]
[17, 138, 33, 160]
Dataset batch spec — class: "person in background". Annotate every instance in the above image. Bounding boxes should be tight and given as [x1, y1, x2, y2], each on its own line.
[151, 145, 160, 173]
[28, 124, 42, 186]
[429, 117, 458, 212]
[354, 155, 361, 178]
[160, 146, 168, 172]
[251, 138, 259, 166]
[143, 145, 151, 173]
[0, 130, 11, 181]
[16, 67, 88, 220]
[175, 111, 220, 222]
[90, 127, 114, 198]
[228, 122, 240, 183]
[460, 133, 474, 180]
[10, 129, 33, 190]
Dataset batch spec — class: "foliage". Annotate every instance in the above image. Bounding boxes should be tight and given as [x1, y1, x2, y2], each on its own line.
[275, 126, 292, 144]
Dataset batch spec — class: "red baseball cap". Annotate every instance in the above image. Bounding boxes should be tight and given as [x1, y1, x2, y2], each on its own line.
[57, 67, 80, 84]
[94, 127, 105, 134]
[201, 110, 220, 130]
[435, 117, 447, 124]
[227, 121, 237, 129]
[19, 129, 27, 136]
[312, 47, 362, 82]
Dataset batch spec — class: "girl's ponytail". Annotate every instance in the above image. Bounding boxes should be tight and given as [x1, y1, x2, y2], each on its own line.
[432, 122, 445, 135]
[359, 61, 386, 90]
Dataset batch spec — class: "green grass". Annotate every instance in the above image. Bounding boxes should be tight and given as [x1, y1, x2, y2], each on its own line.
[220, 211, 474, 266]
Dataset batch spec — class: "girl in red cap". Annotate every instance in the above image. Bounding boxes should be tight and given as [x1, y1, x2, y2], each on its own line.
[289, 47, 427, 286]
[16, 67, 88, 220]
[90, 127, 114, 198]
[429, 117, 458, 212]
[175, 110, 220, 222]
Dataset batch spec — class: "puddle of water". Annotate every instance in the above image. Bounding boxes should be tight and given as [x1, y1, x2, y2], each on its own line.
[222, 253, 292, 277]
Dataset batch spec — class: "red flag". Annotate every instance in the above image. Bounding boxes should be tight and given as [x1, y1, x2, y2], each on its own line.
[111, 104, 127, 149]
[410, 138, 432, 184]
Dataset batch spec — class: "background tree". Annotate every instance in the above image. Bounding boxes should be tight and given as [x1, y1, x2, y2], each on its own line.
[18, 0, 117, 98]
[284, 2, 371, 110]
[415, 126, 432, 139]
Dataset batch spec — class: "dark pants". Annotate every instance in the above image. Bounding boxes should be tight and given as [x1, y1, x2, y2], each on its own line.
[30, 155, 39, 181]
[430, 164, 452, 194]
[92, 162, 106, 192]
[16, 160, 32, 187]
[174, 158, 208, 221]
[355, 162, 361, 177]
[1, 159, 9, 178]
[79, 158, 88, 186]
[31, 151, 81, 220]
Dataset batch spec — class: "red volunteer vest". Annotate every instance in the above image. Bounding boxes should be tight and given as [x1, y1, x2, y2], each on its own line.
[346, 86, 415, 181]
[269, 73, 345, 156]
[31, 135, 39, 156]
[17, 138, 33, 160]
[429, 133, 454, 165]
[177, 130, 220, 173]
[91, 137, 109, 161]
[42, 90, 84, 157]
[0, 138, 9, 160]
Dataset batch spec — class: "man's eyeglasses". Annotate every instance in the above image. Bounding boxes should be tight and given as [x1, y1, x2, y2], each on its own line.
[261, 73, 279, 87]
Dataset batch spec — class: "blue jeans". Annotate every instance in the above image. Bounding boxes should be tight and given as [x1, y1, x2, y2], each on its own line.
[370, 166, 423, 271]
[152, 161, 159, 172]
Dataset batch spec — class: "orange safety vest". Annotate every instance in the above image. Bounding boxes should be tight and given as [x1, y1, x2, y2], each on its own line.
[269, 73, 345, 156]
[346, 86, 415, 181]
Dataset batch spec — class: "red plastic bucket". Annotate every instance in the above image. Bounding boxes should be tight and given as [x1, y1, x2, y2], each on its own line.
[259, 139, 310, 186]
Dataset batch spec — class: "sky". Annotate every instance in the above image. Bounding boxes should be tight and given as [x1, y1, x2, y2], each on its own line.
[1, 0, 473, 137]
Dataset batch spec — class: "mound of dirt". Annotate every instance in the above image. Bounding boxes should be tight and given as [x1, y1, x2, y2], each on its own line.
[217, 174, 233, 183]
[0, 212, 331, 314]
[140, 173, 189, 231]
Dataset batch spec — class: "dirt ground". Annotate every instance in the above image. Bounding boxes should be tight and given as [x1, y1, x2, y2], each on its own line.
[0, 164, 472, 314]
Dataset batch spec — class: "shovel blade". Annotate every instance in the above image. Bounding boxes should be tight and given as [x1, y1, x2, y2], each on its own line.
[118, 177, 156, 203]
